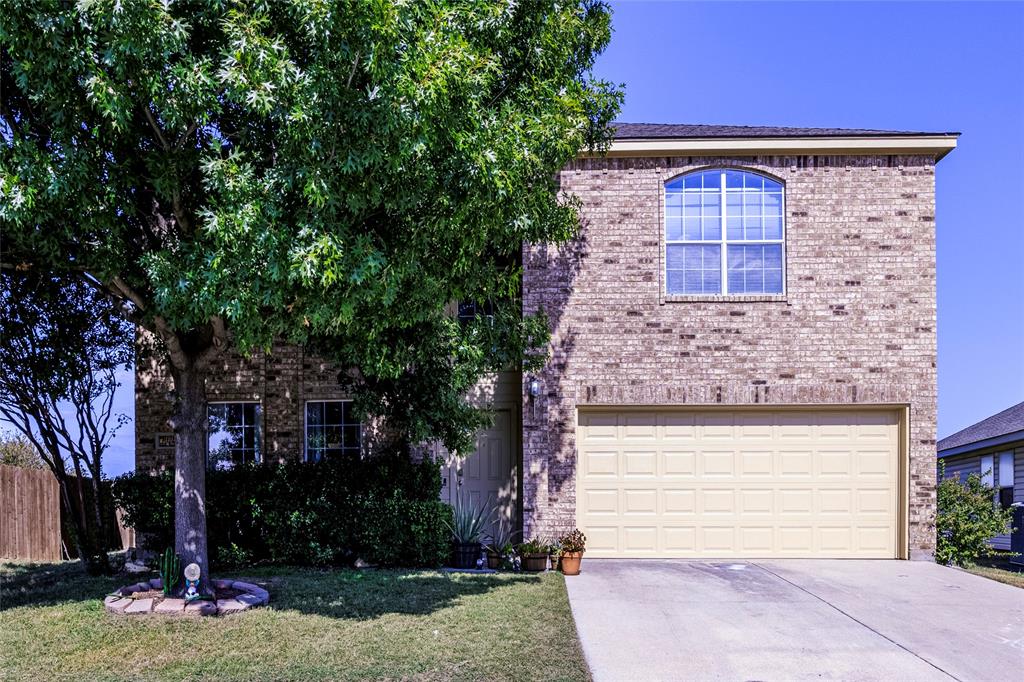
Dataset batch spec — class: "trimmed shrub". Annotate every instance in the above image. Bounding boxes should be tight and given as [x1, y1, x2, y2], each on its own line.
[112, 450, 449, 568]
[936, 462, 1015, 566]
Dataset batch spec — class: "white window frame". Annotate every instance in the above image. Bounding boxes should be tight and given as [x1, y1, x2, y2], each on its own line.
[206, 400, 262, 467]
[303, 399, 362, 462]
[665, 169, 786, 297]
[980, 454, 994, 486]
[998, 452, 1014, 488]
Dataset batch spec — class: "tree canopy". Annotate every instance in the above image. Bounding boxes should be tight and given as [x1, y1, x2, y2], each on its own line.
[2, 0, 621, 587]
[1, 0, 620, 450]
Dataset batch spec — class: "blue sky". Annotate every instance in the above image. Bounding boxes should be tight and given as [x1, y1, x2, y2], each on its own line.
[72, 1, 1024, 476]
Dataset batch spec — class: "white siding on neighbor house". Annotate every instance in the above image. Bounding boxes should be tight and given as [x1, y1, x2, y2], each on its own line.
[940, 447, 1022, 551]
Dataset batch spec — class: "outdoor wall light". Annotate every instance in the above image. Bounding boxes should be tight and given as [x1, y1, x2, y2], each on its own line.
[527, 377, 542, 398]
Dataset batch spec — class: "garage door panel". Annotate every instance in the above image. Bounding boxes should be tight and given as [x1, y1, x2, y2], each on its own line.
[623, 489, 658, 515]
[663, 489, 696, 514]
[740, 526, 774, 552]
[663, 450, 696, 477]
[779, 451, 814, 477]
[701, 527, 736, 552]
[623, 450, 657, 477]
[623, 526, 658, 552]
[739, 488, 774, 514]
[577, 409, 900, 558]
[701, 451, 735, 476]
[663, 526, 696, 551]
[622, 414, 658, 440]
[818, 489, 853, 514]
[582, 489, 619, 515]
[587, 526, 619, 552]
[583, 449, 618, 478]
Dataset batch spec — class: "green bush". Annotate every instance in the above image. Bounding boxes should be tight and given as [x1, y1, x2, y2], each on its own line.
[936, 462, 1015, 566]
[112, 450, 448, 568]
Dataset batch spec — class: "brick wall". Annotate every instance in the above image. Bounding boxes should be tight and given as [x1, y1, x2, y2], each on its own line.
[135, 336, 352, 472]
[522, 154, 938, 558]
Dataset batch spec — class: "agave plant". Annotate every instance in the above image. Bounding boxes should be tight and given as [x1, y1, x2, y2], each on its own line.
[484, 515, 521, 554]
[445, 493, 493, 545]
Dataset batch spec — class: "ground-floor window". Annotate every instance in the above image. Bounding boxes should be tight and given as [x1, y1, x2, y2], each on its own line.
[305, 400, 361, 462]
[208, 402, 261, 469]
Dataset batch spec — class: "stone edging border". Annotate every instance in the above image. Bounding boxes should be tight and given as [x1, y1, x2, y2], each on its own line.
[104, 578, 270, 617]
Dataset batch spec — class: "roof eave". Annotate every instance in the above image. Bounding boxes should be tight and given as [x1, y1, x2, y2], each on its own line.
[588, 135, 959, 161]
[937, 429, 1024, 458]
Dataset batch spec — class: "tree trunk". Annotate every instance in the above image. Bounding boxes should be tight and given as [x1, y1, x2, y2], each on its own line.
[170, 362, 212, 596]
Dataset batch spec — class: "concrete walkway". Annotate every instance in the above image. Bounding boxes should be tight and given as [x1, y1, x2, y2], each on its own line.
[565, 560, 1024, 681]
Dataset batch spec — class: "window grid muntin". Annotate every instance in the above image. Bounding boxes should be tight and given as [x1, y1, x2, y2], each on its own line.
[666, 169, 785, 296]
[207, 401, 261, 469]
[305, 400, 362, 462]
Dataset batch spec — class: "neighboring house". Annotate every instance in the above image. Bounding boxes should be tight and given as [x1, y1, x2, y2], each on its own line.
[136, 123, 958, 560]
[937, 401, 1024, 551]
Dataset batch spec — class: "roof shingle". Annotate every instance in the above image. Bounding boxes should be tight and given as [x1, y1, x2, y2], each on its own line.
[937, 401, 1024, 453]
[612, 122, 959, 140]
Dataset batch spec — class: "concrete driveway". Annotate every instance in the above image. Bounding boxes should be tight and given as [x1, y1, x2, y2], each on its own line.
[565, 560, 1024, 681]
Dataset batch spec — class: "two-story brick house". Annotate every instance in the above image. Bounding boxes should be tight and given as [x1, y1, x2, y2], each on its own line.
[135, 123, 957, 560]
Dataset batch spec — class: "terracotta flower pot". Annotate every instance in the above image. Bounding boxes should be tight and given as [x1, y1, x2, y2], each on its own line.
[522, 553, 548, 572]
[560, 551, 583, 576]
[486, 550, 501, 570]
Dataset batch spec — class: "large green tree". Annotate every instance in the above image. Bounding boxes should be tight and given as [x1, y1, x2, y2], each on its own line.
[1, 0, 620, 591]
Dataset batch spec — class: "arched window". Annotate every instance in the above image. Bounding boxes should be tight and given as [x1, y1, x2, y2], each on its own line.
[665, 169, 784, 295]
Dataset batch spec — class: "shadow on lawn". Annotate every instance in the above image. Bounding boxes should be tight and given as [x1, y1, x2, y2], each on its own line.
[0, 560, 122, 610]
[2, 561, 543, 620]
[240, 566, 544, 620]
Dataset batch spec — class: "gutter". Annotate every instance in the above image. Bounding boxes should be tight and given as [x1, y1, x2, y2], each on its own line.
[591, 134, 959, 161]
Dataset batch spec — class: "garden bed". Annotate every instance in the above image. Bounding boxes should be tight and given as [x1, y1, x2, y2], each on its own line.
[103, 577, 269, 616]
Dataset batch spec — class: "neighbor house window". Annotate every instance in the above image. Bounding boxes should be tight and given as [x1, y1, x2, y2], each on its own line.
[665, 169, 784, 295]
[208, 402, 261, 469]
[305, 400, 362, 462]
[998, 452, 1014, 509]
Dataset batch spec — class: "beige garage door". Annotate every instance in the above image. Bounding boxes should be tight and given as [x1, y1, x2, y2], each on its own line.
[576, 409, 901, 558]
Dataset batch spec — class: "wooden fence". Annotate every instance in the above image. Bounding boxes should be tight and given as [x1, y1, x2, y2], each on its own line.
[0, 463, 61, 562]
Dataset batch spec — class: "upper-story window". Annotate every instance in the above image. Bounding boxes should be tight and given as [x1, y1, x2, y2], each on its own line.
[665, 169, 785, 296]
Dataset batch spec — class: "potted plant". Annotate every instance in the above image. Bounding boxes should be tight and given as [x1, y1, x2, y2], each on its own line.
[558, 529, 586, 576]
[484, 517, 520, 570]
[548, 539, 561, 571]
[518, 538, 549, 572]
[445, 493, 492, 569]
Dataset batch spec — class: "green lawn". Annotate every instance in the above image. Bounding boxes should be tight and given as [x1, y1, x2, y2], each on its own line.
[963, 558, 1024, 589]
[0, 561, 590, 681]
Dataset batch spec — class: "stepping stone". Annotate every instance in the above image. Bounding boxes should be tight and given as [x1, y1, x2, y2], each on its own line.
[236, 592, 268, 607]
[230, 581, 262, 593]
[216, 598, 248, 615]
[154, 598, 185, 615]
[184, 601, 217, 616]
[104, 596, 132, 614]
[125, 598, 154, 615]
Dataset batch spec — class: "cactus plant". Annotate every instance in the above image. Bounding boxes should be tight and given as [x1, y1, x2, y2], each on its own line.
[159, 547, 181, 596]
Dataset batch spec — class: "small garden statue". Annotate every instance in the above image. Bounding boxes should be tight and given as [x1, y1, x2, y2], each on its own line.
[183, 563, 202, 602]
